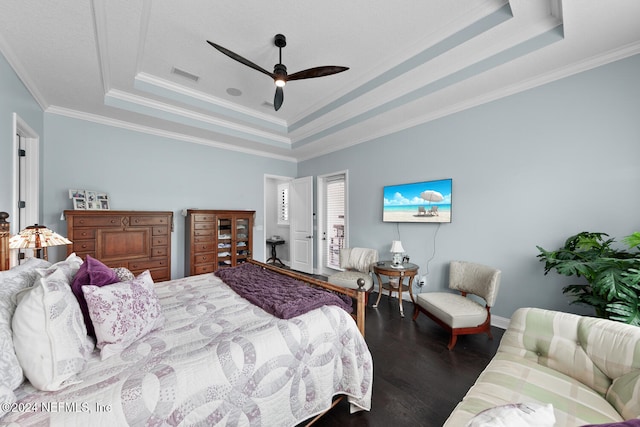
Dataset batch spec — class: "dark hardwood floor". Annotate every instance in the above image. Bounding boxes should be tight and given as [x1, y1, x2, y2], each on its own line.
[307, 292, 504, 427]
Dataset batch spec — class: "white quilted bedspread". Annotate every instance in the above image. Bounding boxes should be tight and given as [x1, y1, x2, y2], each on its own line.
[3, 273, 373, 426]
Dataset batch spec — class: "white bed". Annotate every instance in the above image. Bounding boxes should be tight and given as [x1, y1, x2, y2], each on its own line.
[0, 254, 372, 426]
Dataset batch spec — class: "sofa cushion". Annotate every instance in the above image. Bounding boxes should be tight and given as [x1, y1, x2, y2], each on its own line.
[499, 308, 640, 418]
[444, 352, 623, 426]
[499, 309, 610, 394]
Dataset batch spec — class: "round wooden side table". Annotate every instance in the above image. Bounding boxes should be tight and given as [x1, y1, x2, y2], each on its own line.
[372, 261, 419, 317]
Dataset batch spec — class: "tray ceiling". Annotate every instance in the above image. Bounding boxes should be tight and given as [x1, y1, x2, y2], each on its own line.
[0, 0, 639, 162]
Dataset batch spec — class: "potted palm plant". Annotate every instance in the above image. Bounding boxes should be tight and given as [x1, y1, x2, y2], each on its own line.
[537, 231, 640, 325]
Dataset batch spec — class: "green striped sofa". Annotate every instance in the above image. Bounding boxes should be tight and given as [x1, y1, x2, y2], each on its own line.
[445, 307, 640, 426]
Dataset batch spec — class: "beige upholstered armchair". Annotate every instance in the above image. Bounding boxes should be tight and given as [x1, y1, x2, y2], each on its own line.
[328, 248, 378, 300]
[413, 260, 501, 350]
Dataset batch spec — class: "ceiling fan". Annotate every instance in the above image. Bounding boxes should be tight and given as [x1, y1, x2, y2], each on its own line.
[207, 34, 349, 111]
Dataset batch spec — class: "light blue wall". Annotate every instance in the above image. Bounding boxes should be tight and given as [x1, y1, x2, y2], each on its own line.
[41, 114, 297, 277]
[2, 46, 639, 319]
[299, 54, 640, 320]
[0, 52, 44, 224]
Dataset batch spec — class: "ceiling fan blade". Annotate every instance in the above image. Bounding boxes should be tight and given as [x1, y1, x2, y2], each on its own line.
[274, 87, 284, 111]
[206, 40, 274, 78]
[287, 66, 349, 81]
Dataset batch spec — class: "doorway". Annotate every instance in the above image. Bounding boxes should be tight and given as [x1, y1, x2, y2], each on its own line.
[12, 113, 40, 265]
[317, 171, 348, 277]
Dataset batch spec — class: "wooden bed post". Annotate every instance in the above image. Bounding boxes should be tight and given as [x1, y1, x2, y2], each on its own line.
[0, 212, 10, 271]
[356, 288, 366, 336]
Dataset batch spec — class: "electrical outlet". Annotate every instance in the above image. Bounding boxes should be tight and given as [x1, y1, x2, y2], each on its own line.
[418, 275, 427, 287]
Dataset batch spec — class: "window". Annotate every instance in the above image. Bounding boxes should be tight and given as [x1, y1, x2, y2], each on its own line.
[277, 182, 289, 225]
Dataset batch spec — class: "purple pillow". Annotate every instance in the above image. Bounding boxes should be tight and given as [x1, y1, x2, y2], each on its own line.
[70, 255, 119, 336]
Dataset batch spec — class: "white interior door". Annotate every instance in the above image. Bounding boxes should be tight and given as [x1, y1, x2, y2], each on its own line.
[289, 176, 313, 274]
[13, 114, 39, 265]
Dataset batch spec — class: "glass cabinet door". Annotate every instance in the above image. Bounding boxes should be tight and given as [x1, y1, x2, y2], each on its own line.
[235, 217, 250, 264]
[216, 217, 232, 268]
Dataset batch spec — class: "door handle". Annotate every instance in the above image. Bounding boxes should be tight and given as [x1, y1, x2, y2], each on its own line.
[306, 235, 313, 239]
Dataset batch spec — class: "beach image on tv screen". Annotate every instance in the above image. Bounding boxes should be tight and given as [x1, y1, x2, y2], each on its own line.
[383, 178, 452, 223]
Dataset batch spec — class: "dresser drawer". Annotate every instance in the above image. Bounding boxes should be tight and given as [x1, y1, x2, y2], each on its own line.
[148, 268, 170, 282]
[193, 253, 215, 264]
[152, 236, 168, 246]
[151, 247, 168, 257]
[129, 267, 169, 282]
[152, 226, 169, 236]
[72, 229, 96, 240]
[74, 216, 123, 227]
[194, 229, 214, 237]
[194, 222, 215, 230]
[194, 242, 215, 253]
[128, 258, 168, 271]
[193, 234, 214, 243]
[194, 264, 215, 275]
[193, 214, 215, 222]
[74, 240, 95, 252]
[130, 216, 171, 226]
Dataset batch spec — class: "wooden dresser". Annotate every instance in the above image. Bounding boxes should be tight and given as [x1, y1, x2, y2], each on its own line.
[185, 209, 254, 276]
[64, 210, 173, 281]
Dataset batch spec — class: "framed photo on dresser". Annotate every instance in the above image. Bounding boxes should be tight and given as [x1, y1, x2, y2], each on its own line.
[69, 189, 110, 210]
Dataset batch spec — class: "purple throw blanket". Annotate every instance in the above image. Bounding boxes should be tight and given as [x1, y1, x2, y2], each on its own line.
[215, 263, 352, 319]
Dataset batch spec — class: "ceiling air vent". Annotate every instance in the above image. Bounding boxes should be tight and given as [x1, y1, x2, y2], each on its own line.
[171, 67, 199, 82]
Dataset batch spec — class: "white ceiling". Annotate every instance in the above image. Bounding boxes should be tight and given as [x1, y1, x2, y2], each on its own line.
[1, 0, 639, 162]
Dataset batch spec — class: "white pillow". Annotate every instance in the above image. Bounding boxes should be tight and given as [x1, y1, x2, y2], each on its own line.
[0, 257, 52, 415]
[12, 265, 94, 391]
[83, 270, 164, 360]
[466, 403, 555, 427]
[36, 252, 83, 282]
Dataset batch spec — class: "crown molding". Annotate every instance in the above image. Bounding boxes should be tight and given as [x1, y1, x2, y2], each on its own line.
[45, 105, 297, 163]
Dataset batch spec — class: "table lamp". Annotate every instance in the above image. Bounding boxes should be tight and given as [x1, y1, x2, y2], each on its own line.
[390, 240, 405, 268]
[9, 224, 72, 260]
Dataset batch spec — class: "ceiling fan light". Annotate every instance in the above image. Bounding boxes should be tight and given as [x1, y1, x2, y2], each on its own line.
[275, 78, 286, 88]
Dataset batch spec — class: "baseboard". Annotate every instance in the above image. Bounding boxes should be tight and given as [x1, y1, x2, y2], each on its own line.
[491, 314, 510, 330]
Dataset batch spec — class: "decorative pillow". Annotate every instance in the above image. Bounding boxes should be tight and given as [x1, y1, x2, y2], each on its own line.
[466, 403, 555, 427]
[83, 270, 164, 360]
[112, 267, 135, 282]
[12, 266, 94, 391]
[37, 252, 83, 283]
[70, 255, 119, 337]
[0, 257, 52, 416]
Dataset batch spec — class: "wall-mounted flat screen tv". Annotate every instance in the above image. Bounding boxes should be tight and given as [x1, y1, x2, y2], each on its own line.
[383, 178, 452, 223]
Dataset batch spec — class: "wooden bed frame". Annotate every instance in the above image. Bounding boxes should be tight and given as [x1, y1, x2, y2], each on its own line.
[0, 212, 10, 271]
[247, 258, 367, 337]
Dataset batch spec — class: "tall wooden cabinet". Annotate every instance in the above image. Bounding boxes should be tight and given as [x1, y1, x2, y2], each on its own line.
[185, 209, 254, 276]
[64, 210, 173, 282]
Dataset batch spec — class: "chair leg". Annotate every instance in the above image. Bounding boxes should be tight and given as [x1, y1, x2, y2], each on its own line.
[412, 305, 420, 321]
[447, 334, 458, 351]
